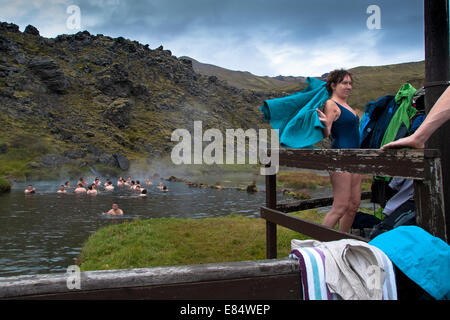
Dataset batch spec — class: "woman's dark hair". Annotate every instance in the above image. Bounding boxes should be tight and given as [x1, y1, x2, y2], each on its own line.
[141, 189, 147, 194]
[88, 185, 93, 190]
[326, 69, 353, 95]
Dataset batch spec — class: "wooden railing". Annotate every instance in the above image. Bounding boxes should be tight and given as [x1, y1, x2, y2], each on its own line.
[261, 148, 447, 259]
[0, 259, 301, 300]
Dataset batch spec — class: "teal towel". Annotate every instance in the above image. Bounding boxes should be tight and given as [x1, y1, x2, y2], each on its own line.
[259, 77, 329, 148]
[370, 226, 450, 300]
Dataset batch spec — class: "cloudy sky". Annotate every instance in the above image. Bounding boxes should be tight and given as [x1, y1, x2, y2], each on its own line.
[0, 0, 424, 77]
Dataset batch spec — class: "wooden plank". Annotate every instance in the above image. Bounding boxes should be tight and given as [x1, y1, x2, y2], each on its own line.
[424, 0, 450, 244]
[265, 168, 277, 209]
[0, 258, 300, 299]
[277, 192, 372, 213]
[14, 274, 301, 300]
[261, 206, 368, 242]
[275, 148, 430, 179]
[265, 164, 277, 259]
[414, 156, 447, 241]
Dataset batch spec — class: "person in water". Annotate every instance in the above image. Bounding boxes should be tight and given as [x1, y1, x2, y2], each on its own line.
[102, 203, 123, 216]
[87, 184, 98, 195]
[162, 185, 168, 192]
[57, 185, 66, 194]
[140, 188, 147, 197]
[74, 183, 87, 193]
[317, 69, 361, 233]
[78, 177, 87, 187]
[94, 177, 101, 188]
[64, 181, 71, 189]
[24, 185, 36, 194]
[158, 182, 164, 190]
[105, 181, 114, 191]
[145, 178, 152, 186]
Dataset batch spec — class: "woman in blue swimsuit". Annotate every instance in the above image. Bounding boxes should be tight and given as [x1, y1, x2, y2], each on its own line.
[317, 69, 361, 233]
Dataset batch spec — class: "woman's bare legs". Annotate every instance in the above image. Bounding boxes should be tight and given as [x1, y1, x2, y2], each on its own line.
[322, 172, 362, 233]
[338, 173, 362, 232]
[322, 171, 352, 229]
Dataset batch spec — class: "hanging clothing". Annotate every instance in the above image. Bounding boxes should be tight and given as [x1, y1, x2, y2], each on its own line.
[330, 101, 360, 149]
[259, 77, 329, 148]
[359, 95, 397, 148]
[291, 238, 397, 300]
[380, 83, 417, 147]
[370, 226, 450, 300]
[383, 178, 414, 216]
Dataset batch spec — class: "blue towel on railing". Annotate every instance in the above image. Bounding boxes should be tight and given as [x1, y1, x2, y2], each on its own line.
[259, 77, 329, 148]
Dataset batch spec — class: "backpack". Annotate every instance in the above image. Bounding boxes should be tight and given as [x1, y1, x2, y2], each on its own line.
[351, 211, 383, 238]
[368, 200, 416, 240]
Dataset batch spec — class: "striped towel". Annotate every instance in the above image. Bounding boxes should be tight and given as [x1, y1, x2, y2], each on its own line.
[289, 247, 337, 300]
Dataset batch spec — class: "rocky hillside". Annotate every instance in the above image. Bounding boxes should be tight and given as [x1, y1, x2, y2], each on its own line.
[0, 22, 285, 180]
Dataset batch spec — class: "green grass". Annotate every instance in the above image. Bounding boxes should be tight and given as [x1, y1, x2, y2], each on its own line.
[278, 170, 373, 193]
[78, 210, 323, 271]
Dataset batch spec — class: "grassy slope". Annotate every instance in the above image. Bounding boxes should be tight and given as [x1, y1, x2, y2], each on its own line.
[181, 56, 306, 92]
[188, 56, 425, 113]
[78, 169, 376, 271]
[348, 61, 425, 113]
[78, 211, 322, 271]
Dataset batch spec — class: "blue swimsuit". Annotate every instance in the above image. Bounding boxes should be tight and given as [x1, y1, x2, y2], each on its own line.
[330, 101, 360, 149]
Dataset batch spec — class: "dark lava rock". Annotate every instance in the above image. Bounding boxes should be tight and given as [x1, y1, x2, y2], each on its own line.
[36, 154, 72, 168]
[0, 34, 18, 53]
[63, 149, 87, 159]
[102, 98, 133, 129]
[98, 153, 118, 167]
[0, 22, 20, 33]
[113, 153, 130, 171]
[27, 57, 70, 93]
[24, 24, 40, 36]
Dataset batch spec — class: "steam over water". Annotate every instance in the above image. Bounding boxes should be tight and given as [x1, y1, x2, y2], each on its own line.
[0, 177, 293, 277]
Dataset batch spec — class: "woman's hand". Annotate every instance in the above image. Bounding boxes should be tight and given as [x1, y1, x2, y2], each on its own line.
[317, 109, 328, 126]
[317, 108, 329, 137]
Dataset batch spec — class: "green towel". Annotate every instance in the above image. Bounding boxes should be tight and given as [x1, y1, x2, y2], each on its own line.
[380, 83, 417, 147]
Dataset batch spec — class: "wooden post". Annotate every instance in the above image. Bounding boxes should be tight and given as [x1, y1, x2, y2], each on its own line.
[265, 162, 277, 259]
[424, 0, 449, 242]
[414, 151, 447, 241]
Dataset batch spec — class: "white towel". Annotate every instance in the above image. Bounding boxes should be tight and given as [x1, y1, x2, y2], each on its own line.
[291, 239, 397, 300]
